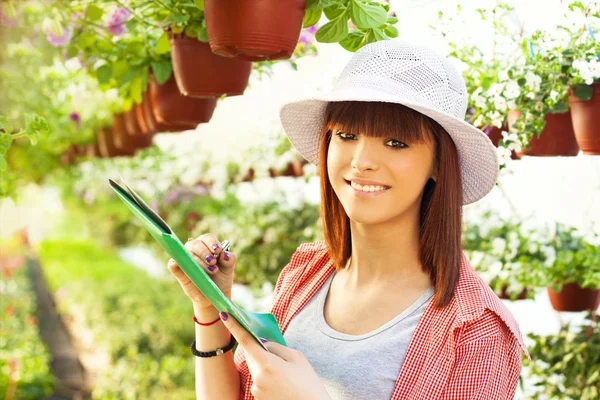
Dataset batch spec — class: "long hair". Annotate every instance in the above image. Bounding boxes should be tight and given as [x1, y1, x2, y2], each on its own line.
[319, 101, 463, 309]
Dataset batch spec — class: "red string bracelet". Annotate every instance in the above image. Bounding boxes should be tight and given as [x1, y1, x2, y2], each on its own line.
[193, 315, 221, 326]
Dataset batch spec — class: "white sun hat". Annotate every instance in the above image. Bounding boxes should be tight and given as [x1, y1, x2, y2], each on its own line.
[279, 39, 499, 205]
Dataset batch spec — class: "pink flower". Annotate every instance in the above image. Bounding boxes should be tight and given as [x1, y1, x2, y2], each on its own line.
[44, 26, 73, 47]
[69, 112, 81, 128]
[106, 8, 131, 36]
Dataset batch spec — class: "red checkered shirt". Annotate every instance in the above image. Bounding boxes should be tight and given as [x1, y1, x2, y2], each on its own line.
[234, 241, 530, 399]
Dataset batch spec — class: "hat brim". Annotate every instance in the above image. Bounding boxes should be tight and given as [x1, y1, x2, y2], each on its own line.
[279, 86, 499, 205]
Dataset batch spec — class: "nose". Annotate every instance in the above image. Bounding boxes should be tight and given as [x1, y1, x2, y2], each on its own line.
[350, 139, 379, 172]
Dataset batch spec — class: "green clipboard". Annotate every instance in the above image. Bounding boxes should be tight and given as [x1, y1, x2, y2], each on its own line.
[108, 178, 286, 351]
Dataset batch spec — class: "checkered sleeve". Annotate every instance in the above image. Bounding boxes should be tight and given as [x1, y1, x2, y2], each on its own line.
[442, 333, 523, 399]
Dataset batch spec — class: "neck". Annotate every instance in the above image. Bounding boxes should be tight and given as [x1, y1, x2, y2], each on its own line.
[338, 208, 431, 291]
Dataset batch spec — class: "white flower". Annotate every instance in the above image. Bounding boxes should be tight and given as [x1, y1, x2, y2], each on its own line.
[541, 245, 556, 267]
[498, 69, 510, 81]
[496, 146, 512, 166]
[474, 95, 487, 109]
[526, 92, 536, 99]
[549, 90, 559, 101]
[487, 83, 505, 97]
[494, 96, 507, 111]
[507, 100, 517, 110]
[525, 72, 542, 90]
[489, 111, 503, 128]
[528, 243, 538, 253]
[504, 81, 521, 99]
[473, 114, 484, 128]
[492, 237, 507, 254]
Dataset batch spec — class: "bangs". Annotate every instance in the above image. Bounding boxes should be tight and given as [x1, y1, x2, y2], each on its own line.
[324, 101, 434, 144]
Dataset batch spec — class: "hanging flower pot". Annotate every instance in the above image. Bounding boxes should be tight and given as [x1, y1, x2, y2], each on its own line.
[485, 125, 520, 160]
[204, 0, 306, 61]
[134, 103, 153, 135]
[86, 142, 102, 158]
[142, 89, 197, 133]
[149, 74, 218, 126]
[169, 32, 252, 97]
[112, 114, 153, 152]
[281, 160, 305, 177]
[97, 126, 135, 158]
[124, 108, 144, 137]
[507, 110, 579, 156]
[547, 283, 600, 312]
[568, 83, 600, 155]
[60, 145, 77, 165]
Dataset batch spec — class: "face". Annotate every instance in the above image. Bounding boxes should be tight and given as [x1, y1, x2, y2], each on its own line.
[327, 127, 437, 226]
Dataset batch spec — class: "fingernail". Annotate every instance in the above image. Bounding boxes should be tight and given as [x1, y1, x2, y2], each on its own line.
[219, 311, 228, 321]
[212, 243, 220, 251]
[205, 255, 214, 263]
[223, 251, 230, 261]
[208, 265, 217, 272]
[259, 337, 268, 343]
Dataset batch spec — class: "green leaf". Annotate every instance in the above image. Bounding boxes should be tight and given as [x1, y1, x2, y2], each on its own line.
[97, 39, 114, 52]
[383, 24, 398, 38]
[198, 25, 208, 42]
[155, 32, 171, 55]
[303, 8, 322, 28]
[350, 0, 387, 29]
[0, 130, 13, 154]
[112, 60, 129, 78]
[324, 5, 346, 20]
[315, 11, 349, 43]
[339, 31, 366, 52]
[195, 0, 204, 10]
[371, 27, 388, 42]
[131, 76, 143, 104]
[0, 156, 6, 171]
[574, 84, 593, 101]
[85, 4, 104, 21]
[96, 65, 112, 84]
[151, 61, 173, 84]
[387, 16, 398, 24]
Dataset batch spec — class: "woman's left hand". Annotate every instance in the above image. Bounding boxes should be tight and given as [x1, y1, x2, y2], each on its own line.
[219, 311, 331, 400]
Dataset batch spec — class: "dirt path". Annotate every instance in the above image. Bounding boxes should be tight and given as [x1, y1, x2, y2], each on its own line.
[27, 256, 92, 400]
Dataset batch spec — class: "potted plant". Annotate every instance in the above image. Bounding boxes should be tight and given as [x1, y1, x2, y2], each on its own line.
[141, 88, 196, 133]
[112, 113, 152, 153]
[462, 211, 551, 301]
[544, 224, 600, 312]
[525, 311, 599, 399]
[148, 73, 217, 126]
[97, 126, 135, 158]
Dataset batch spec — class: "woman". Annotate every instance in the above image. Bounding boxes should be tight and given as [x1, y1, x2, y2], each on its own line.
[168, 39, 530, 400]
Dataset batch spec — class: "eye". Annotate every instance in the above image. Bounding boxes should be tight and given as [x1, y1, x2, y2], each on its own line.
[335, 131, 356, 141]
[385, 139, 408, 149]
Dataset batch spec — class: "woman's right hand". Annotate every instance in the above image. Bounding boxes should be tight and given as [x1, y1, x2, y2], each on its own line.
[167, 233, 237, 311]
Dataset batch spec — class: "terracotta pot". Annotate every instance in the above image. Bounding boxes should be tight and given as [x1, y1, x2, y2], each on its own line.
[547, 283, 600, 312]
[242, 168, 255, 182]
[123, 108, 144, 136]
[205, 0, 306, 61]
[485, 125, 520, 160]
[86, 142, 102, 158]
[568, 83, 600, 154]
[169, 33, 252, 98]
[498, 285, 529, 301]
[112, 114, 153, 152]
[135, 102, 153, 135]
[141, 89, 197, 133]
[60, 145, 78, 165]
[281, 160, 304, 177]
[507, 110, 579, 157]
[149, 74, 217, 126]
[97, 126, 135, 158]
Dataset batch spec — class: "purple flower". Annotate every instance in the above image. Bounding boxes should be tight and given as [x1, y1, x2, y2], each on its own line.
[484, 126, 492, 135]
[44, 26, 73, 47]
[106, 8, 131, 36]
[69, 112, 81, 127]
[299, 24, 318, 45]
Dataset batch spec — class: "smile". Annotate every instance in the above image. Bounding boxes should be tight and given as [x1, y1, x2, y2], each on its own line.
[345, 180, 390, 197]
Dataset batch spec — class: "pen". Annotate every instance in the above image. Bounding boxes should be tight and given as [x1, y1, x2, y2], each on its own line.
[214, 240, 232, 258]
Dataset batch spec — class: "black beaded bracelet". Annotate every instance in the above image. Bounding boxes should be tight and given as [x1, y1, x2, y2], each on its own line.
[190, 334, 237, 358]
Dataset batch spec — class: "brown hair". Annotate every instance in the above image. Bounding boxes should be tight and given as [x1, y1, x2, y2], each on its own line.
[319, 101, 463, 309]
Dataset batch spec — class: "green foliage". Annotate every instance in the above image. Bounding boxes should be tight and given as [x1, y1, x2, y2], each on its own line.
[544, 224, 600, 291]
[0, 240, 56, 399]
[525, 312, 600, 400]
[37, 240, 197, 399]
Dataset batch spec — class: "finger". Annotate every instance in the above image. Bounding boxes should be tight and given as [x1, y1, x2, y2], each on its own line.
[185, 239, 219, 271]
[262, 341, 297, 362]
[217, 249, 236, 275]
[219, 311, 267, 361]
[167, 258, 192, 282]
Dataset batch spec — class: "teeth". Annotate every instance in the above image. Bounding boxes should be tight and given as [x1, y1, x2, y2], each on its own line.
[350, 181, 388, 192]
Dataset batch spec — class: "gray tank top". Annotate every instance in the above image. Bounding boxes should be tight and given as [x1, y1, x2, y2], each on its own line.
[283, 270, 435, 400]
